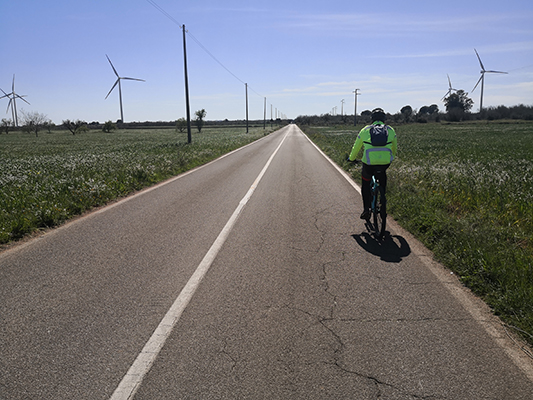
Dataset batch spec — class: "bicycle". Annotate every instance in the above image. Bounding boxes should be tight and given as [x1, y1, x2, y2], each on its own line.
[368, 168, 387, 240]
[349, 160, 387, 240]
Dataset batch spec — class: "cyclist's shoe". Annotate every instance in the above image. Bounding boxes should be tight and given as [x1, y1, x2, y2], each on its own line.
[360, 209, 371, 220]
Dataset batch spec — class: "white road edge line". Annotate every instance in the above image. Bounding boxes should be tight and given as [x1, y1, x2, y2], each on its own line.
[109, 128, 291, 400]
[299, 127, 361, 194]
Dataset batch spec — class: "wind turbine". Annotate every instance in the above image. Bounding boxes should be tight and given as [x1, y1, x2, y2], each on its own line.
[1, 74, 30, 126]
[441, 74, 457, 100]
[105, 55, 145, 122]
[472, 49, 507, 112]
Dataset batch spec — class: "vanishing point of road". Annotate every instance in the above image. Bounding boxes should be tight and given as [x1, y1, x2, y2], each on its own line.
[1, 124, 532, 399]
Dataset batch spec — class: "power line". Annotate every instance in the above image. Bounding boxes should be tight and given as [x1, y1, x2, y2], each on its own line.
[145, 0, 182, 27]
[186, 31, 264, 98]
[145, 0, 265, 99]
[186, 31, 245, 86]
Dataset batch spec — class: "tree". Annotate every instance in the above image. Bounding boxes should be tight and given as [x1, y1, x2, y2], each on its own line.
[1, 118, 12, 134]
[400, 105, 413, 122]
[443, 90, 474, 122]
[195, 109, 206, 133]
[102, 120, 117, 133]
[43, 120, 55, 134]
[176, 117, 187, 133]
[443, 90, 473, 113]
[20, 110, 48, 137]
[418, 104, 439, 122]
[428, 104, 439, 115]
[62, 119, 87, 135]
[419, 106, 430, 115]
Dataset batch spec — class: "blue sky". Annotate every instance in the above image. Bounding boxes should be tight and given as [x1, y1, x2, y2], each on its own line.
[2, 0, 532, 124]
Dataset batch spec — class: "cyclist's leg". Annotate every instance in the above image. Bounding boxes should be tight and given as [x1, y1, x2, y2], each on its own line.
[371, 165, 389, 239]
[360, 163, 372, 219]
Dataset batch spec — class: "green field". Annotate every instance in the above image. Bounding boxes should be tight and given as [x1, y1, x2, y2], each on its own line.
[0, 126, 276, 245]
[302, 121, 533, 345]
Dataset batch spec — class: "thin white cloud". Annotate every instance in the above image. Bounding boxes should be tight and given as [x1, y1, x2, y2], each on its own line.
[282, 86, 319, 93]
[372, 42, 533, 59]
[280, 12, 533, 36]
[188, 6, 270, 14]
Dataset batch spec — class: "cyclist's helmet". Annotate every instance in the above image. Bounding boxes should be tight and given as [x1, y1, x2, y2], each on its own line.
[371, 108, 386, 122]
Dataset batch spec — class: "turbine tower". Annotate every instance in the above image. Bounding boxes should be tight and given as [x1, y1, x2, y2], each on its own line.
[441, 74, 457, 100]
[105, 55, 145, 123]
[0, 74, 30, 127]
[472, 49, 507, 112]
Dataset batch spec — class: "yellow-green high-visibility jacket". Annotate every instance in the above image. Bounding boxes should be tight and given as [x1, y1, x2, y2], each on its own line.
[348, 121, 397, 165]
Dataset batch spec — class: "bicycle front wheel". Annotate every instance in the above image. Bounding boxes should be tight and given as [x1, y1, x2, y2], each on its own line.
[373, 187, 387, 239]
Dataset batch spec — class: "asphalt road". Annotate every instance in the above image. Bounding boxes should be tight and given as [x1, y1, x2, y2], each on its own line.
[1, 124, 532, 399]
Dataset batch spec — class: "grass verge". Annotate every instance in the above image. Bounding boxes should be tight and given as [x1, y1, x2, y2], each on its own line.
[0, 125, 277, 245]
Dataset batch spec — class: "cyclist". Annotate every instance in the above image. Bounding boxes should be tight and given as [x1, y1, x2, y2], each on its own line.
[348, 108, 397, 220]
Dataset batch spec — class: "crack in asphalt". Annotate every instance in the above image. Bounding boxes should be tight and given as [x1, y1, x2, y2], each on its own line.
[313, 212, 327, 254]
[288, 303, 448, 399]
[329, 360, 447, 400]
[338, 316, 471, 323]
[296, 214, 448, 399]
[220, 338, 238, 372]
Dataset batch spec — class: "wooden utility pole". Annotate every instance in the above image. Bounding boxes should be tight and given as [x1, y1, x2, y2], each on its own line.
[245, 83, 249, 133]
[182, 25, 192, 143]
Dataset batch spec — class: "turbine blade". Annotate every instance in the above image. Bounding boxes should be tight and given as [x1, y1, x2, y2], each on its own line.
[474, 49, 485, 71]
[105, 79, 120, 99]
[12, 74, 15, 92]
[486, 70, 508, 74]
[15, 94, 30, 105]
[472, 75, 483, 92]
[0, 88, 8, 99]
[447, 74, 452, 89]
[106, 54, 120, 77]
[122, 77, 145, 82]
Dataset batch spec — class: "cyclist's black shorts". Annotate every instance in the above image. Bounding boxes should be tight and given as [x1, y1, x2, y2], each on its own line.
[362, 163, 390, 182]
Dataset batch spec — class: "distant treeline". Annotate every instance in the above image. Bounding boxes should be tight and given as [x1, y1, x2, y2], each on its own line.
[80, 118, 284, 130]
[295, 104, 533, 126]
[0, 118, 283, 133]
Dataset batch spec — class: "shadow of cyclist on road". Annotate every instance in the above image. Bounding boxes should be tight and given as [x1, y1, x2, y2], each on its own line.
[352, 231, 411, 263]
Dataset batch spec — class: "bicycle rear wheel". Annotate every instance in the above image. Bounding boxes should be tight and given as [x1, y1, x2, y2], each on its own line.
[373, 186, 387, 239]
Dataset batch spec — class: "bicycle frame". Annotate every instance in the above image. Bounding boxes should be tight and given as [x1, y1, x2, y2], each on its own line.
[370, 173, 387, 240]
[371, 175, 379, 211]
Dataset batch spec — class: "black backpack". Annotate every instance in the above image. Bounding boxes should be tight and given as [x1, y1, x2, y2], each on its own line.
[368, 124, 390, 146]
